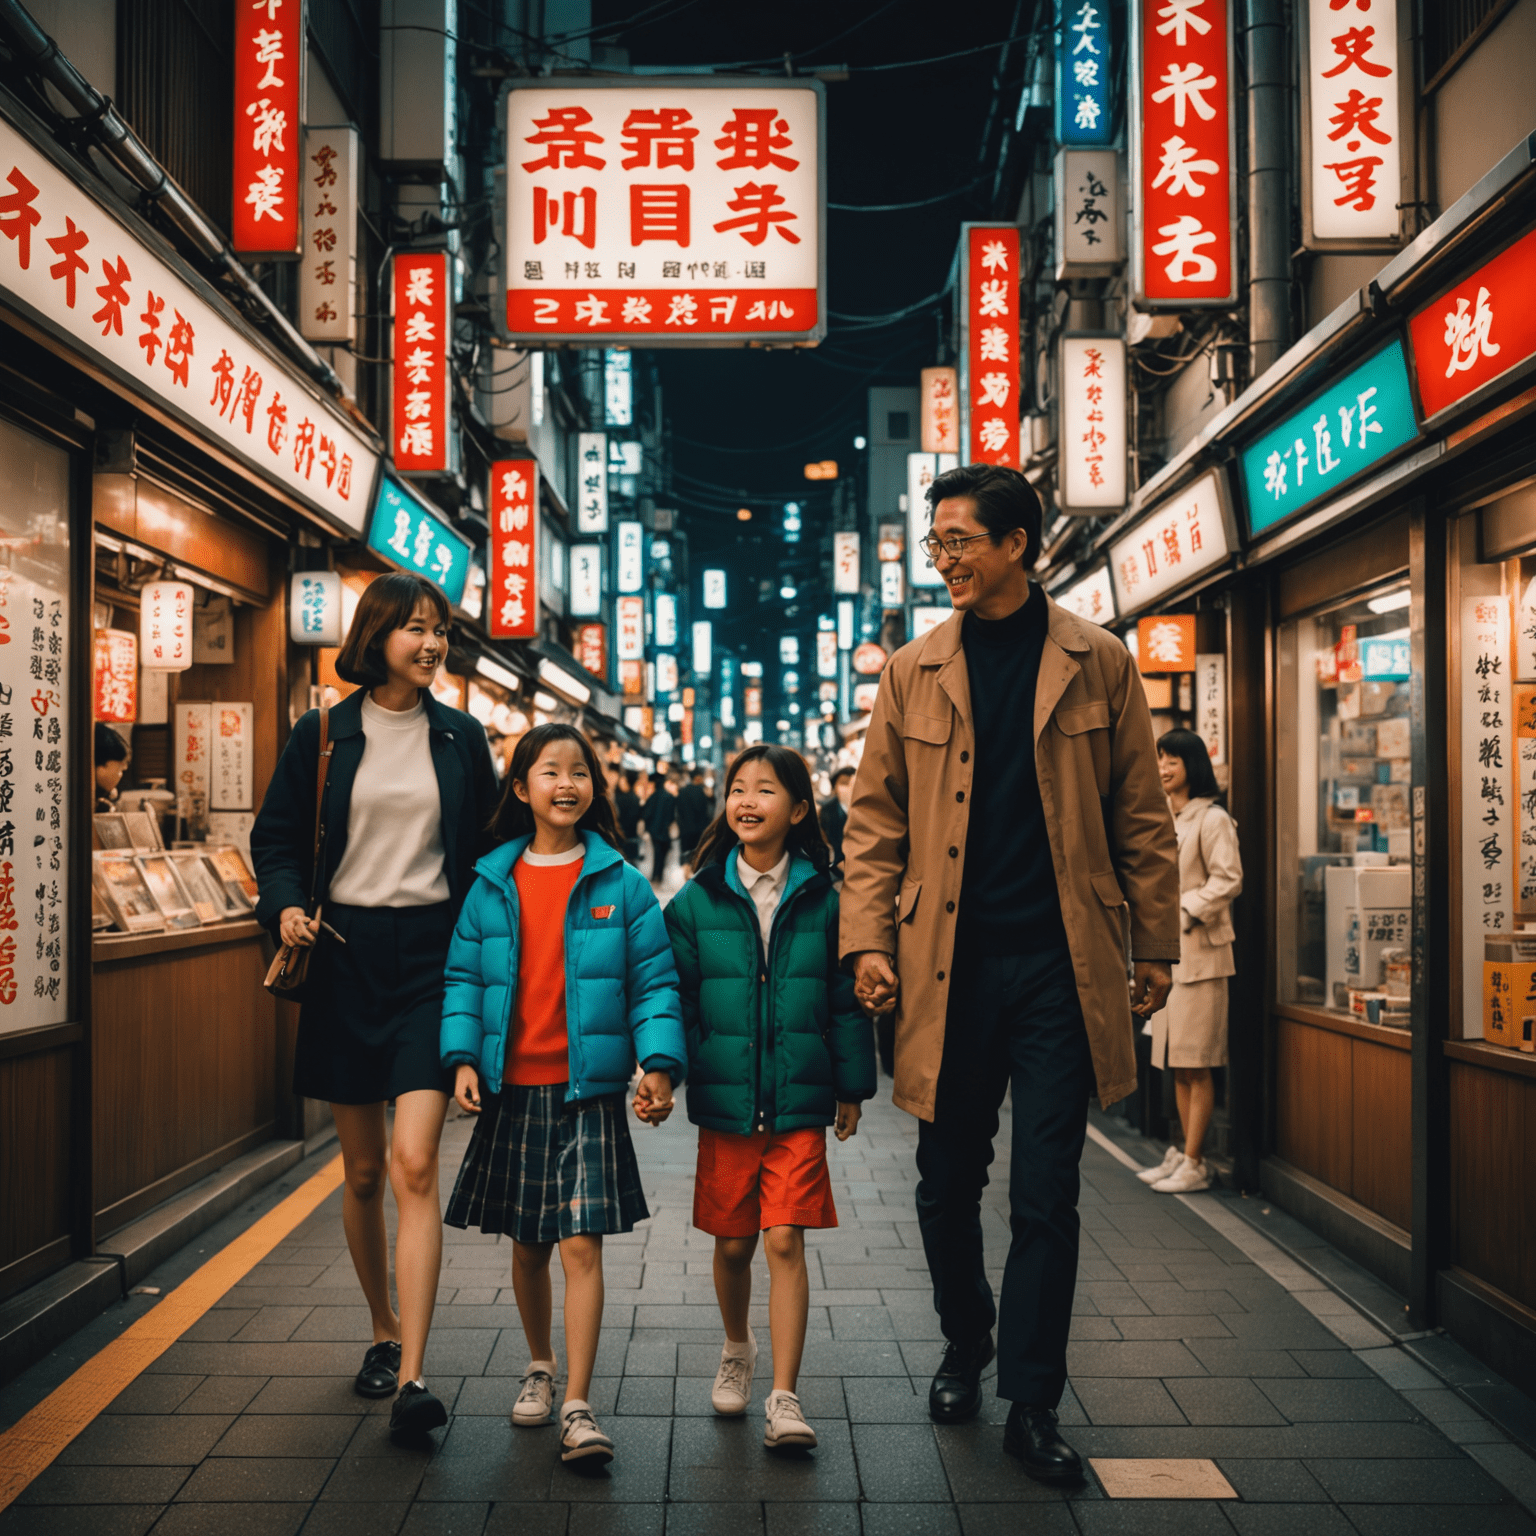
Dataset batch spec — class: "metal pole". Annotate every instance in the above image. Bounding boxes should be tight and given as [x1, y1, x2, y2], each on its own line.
[1245, 0, 1290, 378]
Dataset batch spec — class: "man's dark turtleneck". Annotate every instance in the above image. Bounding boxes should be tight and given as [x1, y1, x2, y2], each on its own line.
[959, 583, 1068, 954]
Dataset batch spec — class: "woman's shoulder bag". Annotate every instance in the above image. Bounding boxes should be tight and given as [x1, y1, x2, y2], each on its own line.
[263, 705, 332, 998]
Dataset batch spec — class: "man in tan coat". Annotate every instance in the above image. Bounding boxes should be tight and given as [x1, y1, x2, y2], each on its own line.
[840, 463, 1179, 1483]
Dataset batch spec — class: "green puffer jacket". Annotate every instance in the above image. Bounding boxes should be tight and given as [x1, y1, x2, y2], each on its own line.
[663, 852, 876, 1135]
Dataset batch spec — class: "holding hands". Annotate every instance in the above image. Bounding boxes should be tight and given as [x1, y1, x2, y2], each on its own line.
[852, 951, 898, 1016]
[631, 1069, 675, 1127]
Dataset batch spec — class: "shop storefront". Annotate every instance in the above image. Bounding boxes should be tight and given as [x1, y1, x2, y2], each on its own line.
[0, 89, 381, 1312]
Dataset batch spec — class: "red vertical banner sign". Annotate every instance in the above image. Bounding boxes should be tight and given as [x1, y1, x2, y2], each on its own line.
[232, 0, 303, 256]
[392, 252, 451, 473]
[1132, 0, 1236, 308]
[961, 224, 1020, 467]
[490, 460, 539, 639]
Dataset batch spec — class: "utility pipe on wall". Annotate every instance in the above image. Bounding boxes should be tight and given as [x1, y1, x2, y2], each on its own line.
[1245, 0, 1291, 378]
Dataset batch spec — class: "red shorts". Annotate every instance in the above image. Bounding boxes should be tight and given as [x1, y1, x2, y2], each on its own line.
[692, 1126, 839, 1238]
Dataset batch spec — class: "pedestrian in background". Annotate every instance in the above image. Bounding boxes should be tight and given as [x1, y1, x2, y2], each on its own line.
[841, 463, 1179, 1484]
[665, 745, 875, 1451]
[251, 573, 499, 1437]
[614, 769, 643, 866]
[645, 771, 679, 885]
[440, 723, 685, 1468]
[1138, 729, 1243, 1195]
[819, 765, 855, 873]
[676, 766, 713, 873]
[94, 721, 130, 812]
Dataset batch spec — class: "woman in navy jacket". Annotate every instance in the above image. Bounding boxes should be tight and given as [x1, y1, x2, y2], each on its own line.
[251, 572, 498, 1436]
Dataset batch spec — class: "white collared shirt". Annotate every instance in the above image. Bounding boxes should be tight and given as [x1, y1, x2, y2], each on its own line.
[736, 847, 790, 951]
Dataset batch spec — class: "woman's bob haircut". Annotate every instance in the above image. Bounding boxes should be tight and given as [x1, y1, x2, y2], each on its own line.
[334, 572, 452, 688]
[1157, 727, 1222, 802]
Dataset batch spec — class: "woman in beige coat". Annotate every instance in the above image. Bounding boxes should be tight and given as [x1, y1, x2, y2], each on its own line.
[1140, 729, 1243, 1194]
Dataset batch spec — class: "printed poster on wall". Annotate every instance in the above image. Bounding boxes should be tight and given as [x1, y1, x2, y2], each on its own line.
[1462, 594, 1513, 1037]
[211, 703, 254, 812]
[1196, 652, 1226, 768]
[1516, 686, 1536, 917]
[0, 535, 69, 1033]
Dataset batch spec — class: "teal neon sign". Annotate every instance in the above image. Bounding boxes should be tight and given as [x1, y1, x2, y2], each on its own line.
[1241, 340, 1419, 537]
[366, 475, 473, 607]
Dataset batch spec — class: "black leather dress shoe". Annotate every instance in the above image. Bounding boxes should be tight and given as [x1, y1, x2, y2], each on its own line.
[928, 1333, 995, 1423]
[390, 1380, 448, 1437]
[354, 1340, 401, 1399]
[1003, 1404, 1083, 1484]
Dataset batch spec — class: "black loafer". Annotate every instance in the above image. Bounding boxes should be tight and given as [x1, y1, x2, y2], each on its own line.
[354, 1340, 401, 1399]
[1003, 1404, 1083, 1484]
[390, 1381, 448, 1437]
[928, 1333, 995, 1423]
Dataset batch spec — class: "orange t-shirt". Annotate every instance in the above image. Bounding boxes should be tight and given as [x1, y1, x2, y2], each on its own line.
[507, 850, 584, 1085]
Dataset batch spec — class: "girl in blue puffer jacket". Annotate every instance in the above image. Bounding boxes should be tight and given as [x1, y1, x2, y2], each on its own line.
[439, 723, 685, 1468]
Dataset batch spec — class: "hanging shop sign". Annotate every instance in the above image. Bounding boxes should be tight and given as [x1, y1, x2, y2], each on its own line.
[1059, 335, 1127, 513]
[1131, 0, 1237, 308]
[1407, 224, 1536, 423]
[837, 598, 854, 649]
[1, 533, 68, 1029]
[1300, 0, 1402, 248]
[958, 224, 1020, 466]
[1136, 612, 1196, 673]
[877, 523, 904, 563]
[1240, 339, 1418, 537]
[1054, 565, 1115, 625]
[504, 80, 826, 345]
[906, 452, 951, 590]
[1109, 467, 1233, 613]
[920, 366, 959, 453]
[619, 657, 643, 694]
[656, 652, 679, 694]
[577, 431, 609, 532]
[1463, 594, 1513, 1030]
[288, 569, 343, 645]
[569, 542, 603, 617]
[655, 591, 679, 648]
[1195, 651, 1226, 767]
[853, 642, 888, 676]
[232, 0, 303, 257]
[367, 473, 473, 607]
[174, 700, 211, 806]
[211, 702, 254, 812]
[0, 114, 376, 532]
[880, 561, 905, 608]
[577, 622, 607, 678]
[617, 521, 645, 592]
[816, 628, 838, 679]
[693, 620, 713, 676]
[833, 531, 860, 595]
[1057, 0, 1114, 145]
[140, 580, 193, 671]
[911, 606, 949, 640]
[702, 568, 727, 608]
[1055, 149, 1123, 277]
[393, 251, 450, 473]
[300, 126, 358, 343]
[852, 681, 879, 713]
[616, 595, 644, 660]
[92, 629, 137, 722]
[489, 459, 538, 639]
[745, 685, 763, 718]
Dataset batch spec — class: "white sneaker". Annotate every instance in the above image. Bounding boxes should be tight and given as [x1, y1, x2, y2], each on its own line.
[1136, 1146, 1184, 1184]
[511, 1361, 556, 1426]
[711, 1330, 758, 1416]
[763, 1388, 817, 1449]
[559, 1400, 615, 1465]
[1152, 1155, 1212, 1193]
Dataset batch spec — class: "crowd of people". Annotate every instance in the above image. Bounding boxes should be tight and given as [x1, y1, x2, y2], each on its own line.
[249, 462, 1241, 1485]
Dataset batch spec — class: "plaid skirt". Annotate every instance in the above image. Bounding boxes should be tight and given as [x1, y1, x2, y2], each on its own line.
[444, 1083, 649, 1243]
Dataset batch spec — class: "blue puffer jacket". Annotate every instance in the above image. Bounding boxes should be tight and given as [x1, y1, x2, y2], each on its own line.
[439, 830, 687, 1100]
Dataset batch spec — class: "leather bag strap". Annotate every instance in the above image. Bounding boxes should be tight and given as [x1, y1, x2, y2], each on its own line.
[306, 704, 331, 908]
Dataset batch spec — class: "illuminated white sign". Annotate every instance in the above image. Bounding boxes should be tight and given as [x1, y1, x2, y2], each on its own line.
[655, 591, 678, 647]
[576, 431, 608, 532]
[702, 568, 727, 609]
[656, 651, 679, 693]
[1059, 336, 1127, 512]
[837, 599, 854, 650]
[816, 629, 837, 678]
[1054, 565, 1115, 626]
[833, 531, 860, 595]
[616, 520, 644, 592]
[906, 451, 956, 589]
[1109, 468, 1232, 613]
[692, 619, 712, 675]
[569, 542, 603, 617]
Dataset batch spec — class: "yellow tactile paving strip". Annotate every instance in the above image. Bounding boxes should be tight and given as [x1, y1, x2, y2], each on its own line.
[0, 1151, 345, 1514]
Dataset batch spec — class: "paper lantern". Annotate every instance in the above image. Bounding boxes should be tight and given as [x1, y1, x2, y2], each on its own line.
[289, 570, 344, 645]
[140, 581, 193, 671]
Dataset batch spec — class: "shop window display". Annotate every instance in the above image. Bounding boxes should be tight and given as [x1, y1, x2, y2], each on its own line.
[1276, 583, 1413, 1024]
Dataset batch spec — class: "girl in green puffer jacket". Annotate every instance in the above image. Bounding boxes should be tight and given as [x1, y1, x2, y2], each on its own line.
[664, 745, 875, 1453]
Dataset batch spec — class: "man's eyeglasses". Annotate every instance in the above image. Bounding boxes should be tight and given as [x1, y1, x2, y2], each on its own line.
[918, 531, 993, 563]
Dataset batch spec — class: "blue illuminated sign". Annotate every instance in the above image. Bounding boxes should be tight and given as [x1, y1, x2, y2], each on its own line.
[366, 474, 473, 607]
[1240, 340, 1419, 537]
[1360, 636, 1411, 681]
[1057, 0, 1112, 146]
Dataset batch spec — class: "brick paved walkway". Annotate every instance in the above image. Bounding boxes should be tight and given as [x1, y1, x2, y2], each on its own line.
[4, 1079, 1536, 1535]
